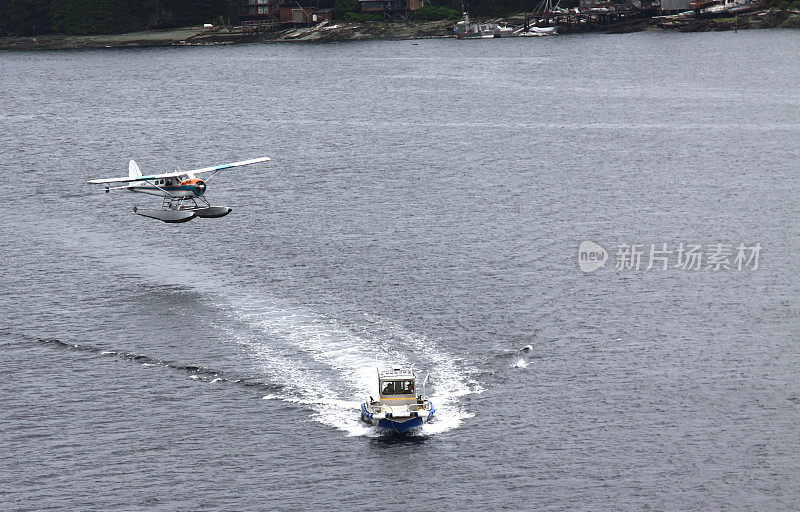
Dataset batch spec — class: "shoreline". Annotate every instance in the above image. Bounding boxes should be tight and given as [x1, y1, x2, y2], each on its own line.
[1, 10, 798, 51]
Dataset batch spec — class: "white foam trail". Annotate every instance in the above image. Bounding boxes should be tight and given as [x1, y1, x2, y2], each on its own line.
[511, 358, 528, 368]
[220, 299, 408, 435]
[219, 296, 484, 436]
[47, 221, 482, 436]
[309, 398, 378, 438]
[204, 286, 483, 436]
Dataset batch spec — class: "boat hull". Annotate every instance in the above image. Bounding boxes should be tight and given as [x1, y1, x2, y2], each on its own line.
[361, 402, 435, 433]
[529, 27, 557, 35]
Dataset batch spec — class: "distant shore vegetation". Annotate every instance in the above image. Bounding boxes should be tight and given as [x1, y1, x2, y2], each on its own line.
[3, 0, 798, 36]
[335, 0, 550, 21]
[0, 0, 534, 36]
[1, 0, 242, 36]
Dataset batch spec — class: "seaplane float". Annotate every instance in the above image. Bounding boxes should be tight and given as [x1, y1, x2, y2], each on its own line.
[361, 367, 435, 433]
[87, 156, 270, 223]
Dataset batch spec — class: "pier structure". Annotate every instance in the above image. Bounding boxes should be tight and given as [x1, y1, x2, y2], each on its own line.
[520, 8, 645, 33]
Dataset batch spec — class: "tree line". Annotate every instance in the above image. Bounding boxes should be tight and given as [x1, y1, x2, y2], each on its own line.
[1, 0, 557, 36]
[0, 0, 243, 36]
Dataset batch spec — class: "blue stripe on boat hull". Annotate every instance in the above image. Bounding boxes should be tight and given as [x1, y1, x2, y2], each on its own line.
[377, 417, 424, 432]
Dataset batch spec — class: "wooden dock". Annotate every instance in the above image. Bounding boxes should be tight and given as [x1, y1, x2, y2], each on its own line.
[522, 9, 645, 33]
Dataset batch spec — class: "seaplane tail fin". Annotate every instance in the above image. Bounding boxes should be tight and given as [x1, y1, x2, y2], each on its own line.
[129, 160, 142, 178]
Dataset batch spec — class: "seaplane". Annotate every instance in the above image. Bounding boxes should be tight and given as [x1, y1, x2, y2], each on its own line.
[87, 156, 270, 223]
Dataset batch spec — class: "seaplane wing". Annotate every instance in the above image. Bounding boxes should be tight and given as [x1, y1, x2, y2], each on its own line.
[87, 174, 165, 184]
[87, 156, 270, 184]
[184, 156, 271, 176]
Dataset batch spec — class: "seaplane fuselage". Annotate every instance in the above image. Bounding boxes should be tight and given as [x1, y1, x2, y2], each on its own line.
[126, 175, 207, 198]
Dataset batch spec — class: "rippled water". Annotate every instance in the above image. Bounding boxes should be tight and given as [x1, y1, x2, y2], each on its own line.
[2, 30, 799, 511]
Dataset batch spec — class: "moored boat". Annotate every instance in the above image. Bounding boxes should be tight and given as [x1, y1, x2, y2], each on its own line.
[528, 26, 558, 35]
[360, 367, 435, 433]
[514, 25, 558, 36]
[454, 13, 514, 38]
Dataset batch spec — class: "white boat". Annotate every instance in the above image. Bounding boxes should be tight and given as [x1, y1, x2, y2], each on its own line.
[514, 25, 558, 36]
[495, 23, 514, 37]
[528, 26, 558, 35]
[454, 14, 514, 39]
[701, 0, 756, 14]
[360, 367, 435, 433]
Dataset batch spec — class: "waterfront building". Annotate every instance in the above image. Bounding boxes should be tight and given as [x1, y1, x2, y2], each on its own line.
[243, 0, 282, 27]
[243, 0, 333, 27]
[278, 6, 334, 23]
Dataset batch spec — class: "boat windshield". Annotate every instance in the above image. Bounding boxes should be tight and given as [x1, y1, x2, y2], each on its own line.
[380, 380, 414, 395]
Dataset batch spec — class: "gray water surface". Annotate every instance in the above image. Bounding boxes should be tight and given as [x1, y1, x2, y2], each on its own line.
[2, 30, 799, 511]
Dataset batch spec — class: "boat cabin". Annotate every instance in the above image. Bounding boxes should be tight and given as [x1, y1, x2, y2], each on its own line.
[362, 366, 434, 430]
[377, 367, 418, 404]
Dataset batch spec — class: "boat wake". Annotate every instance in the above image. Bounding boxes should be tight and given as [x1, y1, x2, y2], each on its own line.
[218, 292, 483, 437]
[34, 220, 483, 437]
[34, 337, 285, 394]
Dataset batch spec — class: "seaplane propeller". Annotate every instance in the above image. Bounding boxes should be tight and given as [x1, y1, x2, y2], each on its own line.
[87, 156, 269, 223]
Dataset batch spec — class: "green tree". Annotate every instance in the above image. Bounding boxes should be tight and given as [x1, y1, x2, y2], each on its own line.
[135, 0, 176, 29]
[334, 0, 360, 19]
[50, 0, 139, 34]
[2, 0, 54, 36]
